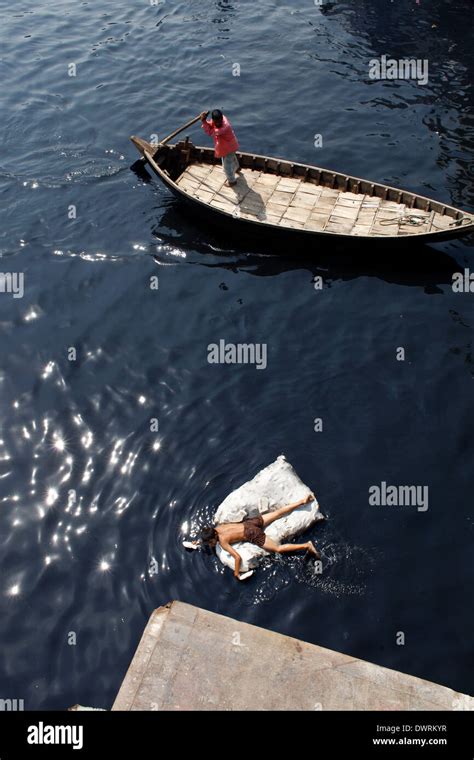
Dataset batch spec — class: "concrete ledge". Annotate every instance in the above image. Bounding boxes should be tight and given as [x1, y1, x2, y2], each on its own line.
[112, 601, 473, 711]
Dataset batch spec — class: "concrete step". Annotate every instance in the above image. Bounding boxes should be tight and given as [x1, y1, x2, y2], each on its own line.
[112, 601, 473, 711]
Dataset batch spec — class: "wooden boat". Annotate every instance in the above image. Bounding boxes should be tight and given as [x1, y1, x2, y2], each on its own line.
[131, 133, 474, 243]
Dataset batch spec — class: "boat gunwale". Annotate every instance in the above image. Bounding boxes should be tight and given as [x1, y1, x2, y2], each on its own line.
[138, 140, 474, 241]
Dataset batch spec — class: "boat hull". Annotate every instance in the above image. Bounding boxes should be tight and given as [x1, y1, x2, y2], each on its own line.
[163, 175, 467, 247]
[131, 136, 474, 245]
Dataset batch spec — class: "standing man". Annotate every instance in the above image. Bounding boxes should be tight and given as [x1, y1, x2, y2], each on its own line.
[200, 109, 241, 186]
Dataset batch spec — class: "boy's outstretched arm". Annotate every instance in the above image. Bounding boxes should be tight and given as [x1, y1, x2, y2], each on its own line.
[220, 540, 242, 579]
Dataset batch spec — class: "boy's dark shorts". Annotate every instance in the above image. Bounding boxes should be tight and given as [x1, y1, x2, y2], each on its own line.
[243, 515, 266, 548]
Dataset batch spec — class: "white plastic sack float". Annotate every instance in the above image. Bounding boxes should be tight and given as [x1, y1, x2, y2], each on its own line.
[213, 455, 324, 576]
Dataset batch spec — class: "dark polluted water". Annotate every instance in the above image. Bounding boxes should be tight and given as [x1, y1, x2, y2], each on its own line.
[0, 0, 473, 710]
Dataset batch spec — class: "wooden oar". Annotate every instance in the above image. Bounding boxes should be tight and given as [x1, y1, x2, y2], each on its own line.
[132, 113, 206, 166]
[159, 113, 207, 146]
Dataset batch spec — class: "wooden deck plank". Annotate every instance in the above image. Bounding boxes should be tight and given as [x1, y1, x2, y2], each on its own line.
[252, 185, 277, 199]
[375, 209, 402, 220]
[218, 184, 248, 201]
[308, 203, 332, 215]
[276, 179, 301, 192]
[241, 168, 261, 182]
[342, 191, 363, 200]
[240, 194, 267, 208]
[352, 225, 373, 236]
[177, 179, 200, 193]
[308, 208, 332, 221]
[200, 176, 227, 192]
[194, 188, 215, 203]
[240, 203, 267, 218]
[177, 171, 200, 185]
[274, 187, 297, 197]
[210, 200, 238, 214]
[379, 200, 403, 210]
[188, 167, 212, 181]
[297, 183, 323, 196]
[291, 193, 319, 209]
[304, 216, 327, 231]
[261, 207, 283, 220]
[282, 207, 312, 223]
[330, 206, 360, 220]
[240, 211, 266, 222]
[267, 202, 292, 216]
[268, 190, 295, 206]
[325, 221, 354, 234]
[337, 197, 363, 208]
[361, 199, 381, 209]
[293, 187, 320, 201]
[253, 174, 281, 187]
[280, 218, 306, 230]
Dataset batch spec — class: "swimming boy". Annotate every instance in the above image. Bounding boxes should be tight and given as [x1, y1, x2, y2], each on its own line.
[200, 493, 320, 579]
[200, 109, 241, 186]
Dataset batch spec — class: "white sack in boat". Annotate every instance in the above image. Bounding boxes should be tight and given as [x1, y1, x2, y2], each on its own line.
[214, 455, 323, 573]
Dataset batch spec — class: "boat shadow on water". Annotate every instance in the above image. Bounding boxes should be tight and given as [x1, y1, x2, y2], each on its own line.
[151, 201, 469, 293]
